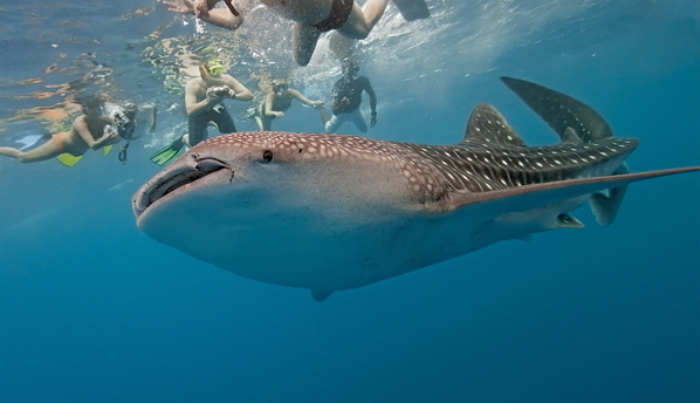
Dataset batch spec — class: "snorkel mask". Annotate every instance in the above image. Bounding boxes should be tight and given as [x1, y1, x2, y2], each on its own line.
[272, 80, 288, 95]
[206, 60, 225, 76]
[342, 60, 359, 80]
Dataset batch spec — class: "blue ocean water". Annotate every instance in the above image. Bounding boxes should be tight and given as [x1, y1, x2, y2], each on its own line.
[0, 1, 698, 402]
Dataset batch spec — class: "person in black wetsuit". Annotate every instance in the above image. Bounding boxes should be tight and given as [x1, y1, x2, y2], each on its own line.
[164, 0, 429, 66]
[322, 59, 377, 133]
[254, 79, 325, 131]
[150, 60, 253, 165]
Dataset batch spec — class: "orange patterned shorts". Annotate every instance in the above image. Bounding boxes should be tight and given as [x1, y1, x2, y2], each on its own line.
[53, 131, 68, 152]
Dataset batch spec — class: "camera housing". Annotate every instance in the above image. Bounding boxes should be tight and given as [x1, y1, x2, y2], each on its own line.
[212, 86, 229, 97]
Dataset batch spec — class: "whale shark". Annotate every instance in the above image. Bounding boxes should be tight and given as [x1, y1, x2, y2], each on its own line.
[132, 77, 699, 301]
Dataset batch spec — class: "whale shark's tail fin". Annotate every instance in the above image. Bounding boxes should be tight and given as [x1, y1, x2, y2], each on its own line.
[499, 76, 628, 225]
[499, 76, 613, 144]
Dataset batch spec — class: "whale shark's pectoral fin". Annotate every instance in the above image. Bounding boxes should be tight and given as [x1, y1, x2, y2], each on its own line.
[311, 289, 334, 302]
[589, 163, 629, 226]
[447, 167, 700, 220]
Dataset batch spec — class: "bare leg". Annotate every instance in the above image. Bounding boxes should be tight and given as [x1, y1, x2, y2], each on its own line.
[362, 0, 391, 31]
[255, 114, 272, 131]
[328, 31, 354, 61]
[293, 23, 322, 66]
[0, 147, 25, 159]
[182, 134, 192, 148]
[319, 108, 330, 125]
[0, 140, 63, 163]
[254, 116, 264, 131]
[339, 0, 389, 39]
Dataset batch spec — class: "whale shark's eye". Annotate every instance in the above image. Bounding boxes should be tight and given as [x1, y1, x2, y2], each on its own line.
[262, 150, 273, 162]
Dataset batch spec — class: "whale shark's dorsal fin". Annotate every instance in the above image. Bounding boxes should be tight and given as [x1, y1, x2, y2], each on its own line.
[463, 103, 527, 147]
[500, 76, 613, 143]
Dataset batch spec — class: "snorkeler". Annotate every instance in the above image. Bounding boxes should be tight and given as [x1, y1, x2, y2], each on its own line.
[163, 0, 429, 66]
[255, 79, 324, 131]
[150, 60, 253, 166]
[322, 58, 377, 133]
[0, 96, 137, 165]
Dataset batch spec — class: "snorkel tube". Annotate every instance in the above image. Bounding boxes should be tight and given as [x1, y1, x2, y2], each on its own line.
[223, 0, 240, 16]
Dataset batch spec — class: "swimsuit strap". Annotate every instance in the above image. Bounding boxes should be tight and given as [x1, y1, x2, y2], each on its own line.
[312, 0, 354, 32]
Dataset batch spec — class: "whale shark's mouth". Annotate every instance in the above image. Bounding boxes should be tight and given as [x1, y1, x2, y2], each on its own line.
[133, 157, 232, 218]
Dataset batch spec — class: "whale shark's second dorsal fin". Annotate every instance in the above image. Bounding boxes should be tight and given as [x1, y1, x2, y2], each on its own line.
[500, 76, 613, 143]
[561, 127, 582, 144]
[463, 103, 527, 147]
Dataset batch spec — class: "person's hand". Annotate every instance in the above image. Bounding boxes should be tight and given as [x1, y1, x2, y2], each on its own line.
[312, 100, 323, 109]
[274, 111, 285, 118]
[370, 111, 377, 127]
[225, 87, 236, 98]
[205, 87, 225, 103]
[192, 0, 210, 18]
[163, 0, 195, 15]
[103, 125, 117, 137]
[103, 125, 121, 144]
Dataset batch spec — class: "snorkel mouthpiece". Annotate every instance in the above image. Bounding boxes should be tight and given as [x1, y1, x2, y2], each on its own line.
[272, 79, 288, 94]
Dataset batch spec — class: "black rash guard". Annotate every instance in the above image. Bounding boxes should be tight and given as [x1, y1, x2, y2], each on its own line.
[331, 76, 373, 115]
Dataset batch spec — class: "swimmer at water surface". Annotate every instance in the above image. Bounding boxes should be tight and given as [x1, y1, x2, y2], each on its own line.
[255, 79, 325, 131]
[0, 97, 136, 164]
[163, 0, 429, 66]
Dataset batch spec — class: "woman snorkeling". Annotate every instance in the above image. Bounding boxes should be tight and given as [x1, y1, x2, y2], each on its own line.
[0, 96, 137, 164]
[254, 79, 324, 131]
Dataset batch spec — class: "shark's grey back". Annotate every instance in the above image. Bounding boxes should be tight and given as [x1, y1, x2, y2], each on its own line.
[400, 137, 637, 195]
[394, 98, 636, 199]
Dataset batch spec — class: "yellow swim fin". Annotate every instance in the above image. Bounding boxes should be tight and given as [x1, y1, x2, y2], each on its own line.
[102, 144, 113, 156]
[56, 153, 83, 167]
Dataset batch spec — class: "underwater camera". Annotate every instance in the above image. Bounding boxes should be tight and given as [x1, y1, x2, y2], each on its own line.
[111, 104, 137, 140]
[211, 86, 230, 97]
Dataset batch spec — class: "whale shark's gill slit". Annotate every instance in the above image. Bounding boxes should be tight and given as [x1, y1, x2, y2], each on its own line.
[148, 164, 229, 206]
